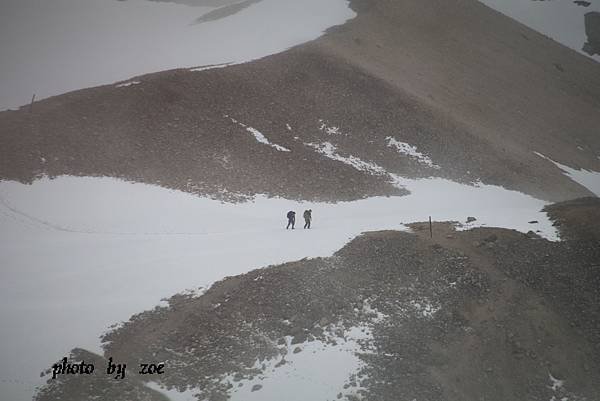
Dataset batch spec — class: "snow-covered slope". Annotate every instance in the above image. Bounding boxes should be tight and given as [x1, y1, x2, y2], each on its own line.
[0, 0, 354, 110]
[480, 0, 600, 62]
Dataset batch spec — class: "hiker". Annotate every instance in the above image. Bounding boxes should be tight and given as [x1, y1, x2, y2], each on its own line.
[303, 209, 312, 229]
[286, 210, 296, 229]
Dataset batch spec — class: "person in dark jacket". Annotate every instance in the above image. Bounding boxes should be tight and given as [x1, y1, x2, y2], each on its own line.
[286, 211, 296, 229]
[303, 209, 312, 229]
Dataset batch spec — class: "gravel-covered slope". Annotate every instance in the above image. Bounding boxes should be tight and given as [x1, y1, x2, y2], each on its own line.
[1, 0, 599, 202]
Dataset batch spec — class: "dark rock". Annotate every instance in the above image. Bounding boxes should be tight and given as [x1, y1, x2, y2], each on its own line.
[583, 12, 600, 56]
[291, 333, 307, 344]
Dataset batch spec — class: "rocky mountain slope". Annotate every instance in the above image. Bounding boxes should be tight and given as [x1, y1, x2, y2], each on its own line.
[1, 0, 599, 202]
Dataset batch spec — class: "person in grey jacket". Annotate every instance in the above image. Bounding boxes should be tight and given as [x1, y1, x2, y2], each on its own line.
[303, 209, 312, 229]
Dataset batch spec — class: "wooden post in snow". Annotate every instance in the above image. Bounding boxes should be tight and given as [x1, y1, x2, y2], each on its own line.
[29, 94, 36, 113]
[429, 216, 432, 238]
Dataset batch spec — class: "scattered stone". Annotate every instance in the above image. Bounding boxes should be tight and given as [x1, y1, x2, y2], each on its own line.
[293, 347, 302, 354]
[311, 326, 324, 337]
[466, 217, 477, 223]
[291, 332, 307, 344]
[251, 384, 262, 392]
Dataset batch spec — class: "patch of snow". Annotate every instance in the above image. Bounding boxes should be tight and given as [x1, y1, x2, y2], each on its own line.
[318, 120, 345, 136]
[534, 151, 600, 196]
[179, 287, 206, 299]
[386, 137, 440, 169]
[361, 300, 388, 324]
[0, 174, 559, 401]
[246, 127, 290, 152]
[286, 124, 292, 131]
[225, 326, 369, 401]
[227, 116, 290, 152]
[189, 62, 232, 72]
[145, 382, 198, 401]
[115, 80, 141, 88]
[548, 373, 564, 392]
[395, 174, 558, 238]
[305, 141, 387, 175]
[305, 144, 557, 243]
[408, 299, 440, 318]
